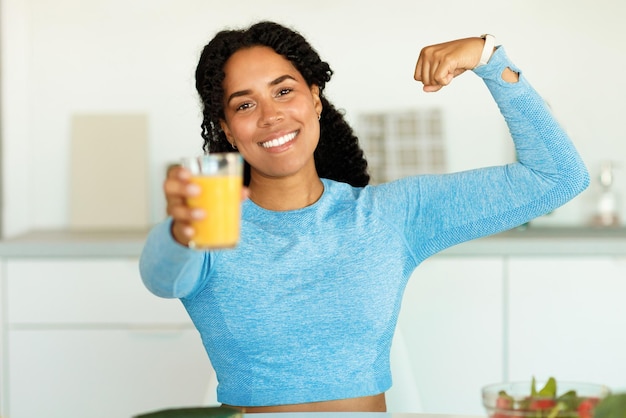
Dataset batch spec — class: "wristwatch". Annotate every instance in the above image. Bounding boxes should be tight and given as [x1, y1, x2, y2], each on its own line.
[477, 34, 496, 67]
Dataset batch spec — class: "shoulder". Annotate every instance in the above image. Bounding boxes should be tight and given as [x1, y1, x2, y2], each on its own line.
[321, 176, 424, 208]
[321, 178, 363, 198]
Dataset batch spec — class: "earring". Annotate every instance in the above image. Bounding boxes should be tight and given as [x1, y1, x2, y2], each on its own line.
[231, 142, 237, 150]
[318, 113, 321, 121]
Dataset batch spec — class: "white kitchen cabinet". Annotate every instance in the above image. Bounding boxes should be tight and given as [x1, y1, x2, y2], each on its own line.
[0, 258, 5, 412]
[2, 258, 215, 418]
[4, 234, 625, 417]
[507, 256, 626, 392]
[389, 256, 504, 415]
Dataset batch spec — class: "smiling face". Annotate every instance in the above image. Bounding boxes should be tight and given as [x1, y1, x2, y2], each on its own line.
[219, 46, 323, 183]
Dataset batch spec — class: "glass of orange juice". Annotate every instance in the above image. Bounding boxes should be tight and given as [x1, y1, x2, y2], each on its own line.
[181, 153, 243, 250]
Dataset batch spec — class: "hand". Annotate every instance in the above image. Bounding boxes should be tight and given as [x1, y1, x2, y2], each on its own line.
[164, 165, 200, 246]
[163, 165, 249, 247]
[414, 37, 485, 92]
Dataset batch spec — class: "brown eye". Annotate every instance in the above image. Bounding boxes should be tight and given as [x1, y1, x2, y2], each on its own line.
[236, 102, 253, 112]
[276, 88, 293, 97]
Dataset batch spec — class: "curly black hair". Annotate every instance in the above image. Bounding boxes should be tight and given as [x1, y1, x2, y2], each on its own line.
[194, 21, 369, 187]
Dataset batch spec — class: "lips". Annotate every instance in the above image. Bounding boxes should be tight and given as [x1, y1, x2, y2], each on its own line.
[260, 131, 297, 149]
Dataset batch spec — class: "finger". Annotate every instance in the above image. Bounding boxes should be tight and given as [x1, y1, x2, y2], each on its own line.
[167, 199, 205, 221]
[163, 167, 201, 221]
[420, 61, 447, 92]
[165, 194, 185, 215]
[168, 206, 205, 247]
[435, 70, 454, 87]
[423, 84, 443, 93]
[420, 59, 433, 86]
[164, 165, 200, 204]
[167, 164, 191, 181]
[413, 51, 425, 81]
[428, 56, 453, 85]
[171, 220, 194, 247]
[423, 64, 465, 92]
[164, 177, 200, 200]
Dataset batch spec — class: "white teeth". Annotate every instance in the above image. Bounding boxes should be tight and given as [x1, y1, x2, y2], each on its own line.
[261, 132, 297, 149]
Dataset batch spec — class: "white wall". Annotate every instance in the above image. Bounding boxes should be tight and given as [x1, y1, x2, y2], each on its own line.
[2, 0, 625, 236]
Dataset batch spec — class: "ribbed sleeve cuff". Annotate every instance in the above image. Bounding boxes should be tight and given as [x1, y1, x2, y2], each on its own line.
[472, 46, 523, 86]
[139, 217, 207, 298]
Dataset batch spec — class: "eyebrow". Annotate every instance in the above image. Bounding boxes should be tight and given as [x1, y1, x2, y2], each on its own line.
[226, 74, 298, 105]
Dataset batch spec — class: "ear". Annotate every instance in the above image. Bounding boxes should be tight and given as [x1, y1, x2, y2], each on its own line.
[220, 119, 235, 145]
[310, 84, 323, 117]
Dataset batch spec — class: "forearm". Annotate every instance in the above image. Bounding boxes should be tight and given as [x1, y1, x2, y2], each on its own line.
[473, 46, 589, 198]
[139, 218, 207, 298]
[401, 47, 590, 259]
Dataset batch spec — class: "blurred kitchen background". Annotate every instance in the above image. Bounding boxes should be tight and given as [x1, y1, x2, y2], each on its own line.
[2, 0, 626, 236]
[2, 1, 626, 418]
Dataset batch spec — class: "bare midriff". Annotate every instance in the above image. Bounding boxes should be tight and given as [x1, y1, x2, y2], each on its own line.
[224, 393, 387, 413]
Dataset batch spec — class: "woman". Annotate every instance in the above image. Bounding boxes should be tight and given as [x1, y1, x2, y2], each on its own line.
[140, 21, 589, 413]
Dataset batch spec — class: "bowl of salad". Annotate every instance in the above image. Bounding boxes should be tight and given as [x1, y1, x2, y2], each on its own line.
[483, 377, 610, 418]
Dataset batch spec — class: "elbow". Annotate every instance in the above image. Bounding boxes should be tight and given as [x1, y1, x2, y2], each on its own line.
[552, 160, 590, 205]
[139, 256, 176, 299]
[570, 162, 591, 197]
[139, 250, 205, 299]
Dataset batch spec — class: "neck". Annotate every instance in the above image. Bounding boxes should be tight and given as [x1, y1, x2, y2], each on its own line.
[248, 170, 324, 211]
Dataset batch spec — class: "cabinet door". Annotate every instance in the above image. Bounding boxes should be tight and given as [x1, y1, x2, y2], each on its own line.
[3, 258, 217, 418]
[508, 256, 626, 391]
[0, 259, 5, 415]
[6, 258, 190, 325]
[389, 256, 504, 415]
[7, 329, 216, 418]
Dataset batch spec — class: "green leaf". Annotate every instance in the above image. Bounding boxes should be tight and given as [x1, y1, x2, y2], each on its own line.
[532, 376, 539, 397]
[595, 393, 626, 418]
[499, 390, 513, 401]
[539, 377, 557, 398]
[557, 390, 579, 411]
[547, 402, 566, 418]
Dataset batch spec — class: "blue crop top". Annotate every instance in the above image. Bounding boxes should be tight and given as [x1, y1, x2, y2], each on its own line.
[139, 47, 589, 406]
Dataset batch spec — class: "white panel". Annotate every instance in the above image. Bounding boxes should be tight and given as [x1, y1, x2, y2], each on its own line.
[7, 329, 215, 418]
[70, 113, 150, 230]
[6, 259, 191, 324]
[508, 256, 626, 392]
[391, 256, 504, 415]
[0, 258, 6, 416]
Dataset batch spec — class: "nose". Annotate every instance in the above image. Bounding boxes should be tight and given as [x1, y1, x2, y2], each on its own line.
[258, 100, 283, 126]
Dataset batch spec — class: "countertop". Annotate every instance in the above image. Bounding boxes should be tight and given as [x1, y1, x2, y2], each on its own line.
[0, 227, 625, 258]
[0, 229, 149, 258]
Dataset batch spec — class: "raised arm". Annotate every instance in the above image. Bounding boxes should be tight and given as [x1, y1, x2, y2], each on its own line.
[376, 37, 590, 261]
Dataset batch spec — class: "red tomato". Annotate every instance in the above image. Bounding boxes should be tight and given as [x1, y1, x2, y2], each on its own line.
[493, 395, 514, 418]
[529, 399, 557, 410]
[496, 396, 512, 409]
[578, 398, 598, 418]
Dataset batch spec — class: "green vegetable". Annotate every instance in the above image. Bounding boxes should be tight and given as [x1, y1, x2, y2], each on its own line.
[539, 377, 558, 397]
[134, 406, 243, 418]
[495, 377, 603, 418]
[595, 393, 626, 418]
[558, 390, 580, 411]
[547, 402, 566, 418]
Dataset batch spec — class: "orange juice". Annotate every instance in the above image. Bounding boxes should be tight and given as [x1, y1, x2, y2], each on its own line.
[187, 175, 242, 249]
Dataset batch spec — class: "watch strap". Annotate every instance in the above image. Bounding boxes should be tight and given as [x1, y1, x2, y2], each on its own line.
[477, 34, 496, 67]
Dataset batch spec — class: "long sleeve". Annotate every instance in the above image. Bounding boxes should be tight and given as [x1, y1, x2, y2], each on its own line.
[139, 217, 208, 298]
[370, 46, 590, 262]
